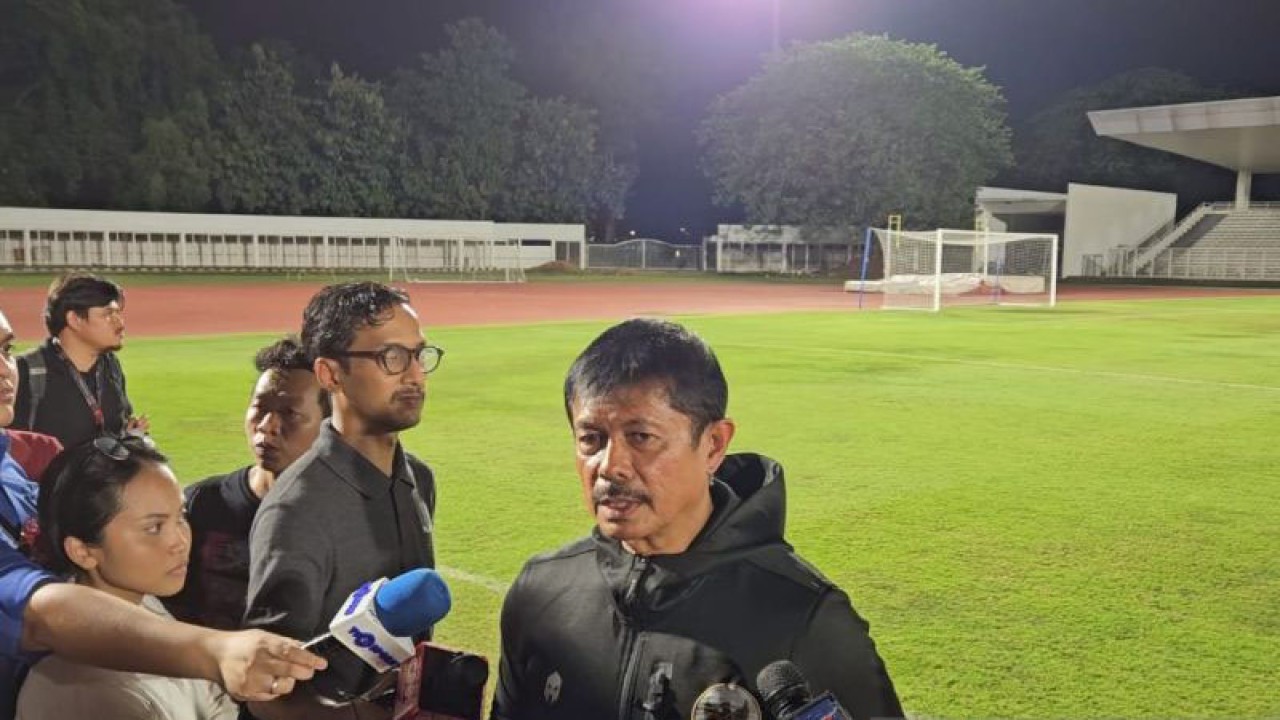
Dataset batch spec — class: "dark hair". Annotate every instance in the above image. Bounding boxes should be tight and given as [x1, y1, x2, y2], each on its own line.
[564, 318, 728, 441]
[301, 282, 410, 367]
[36, 435, 169, 576]
[44, 274, 124, 336]
[253, 335, 332, 416]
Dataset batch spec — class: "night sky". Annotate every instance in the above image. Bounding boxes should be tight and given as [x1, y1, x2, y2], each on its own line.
[184, 0, 1280, 238]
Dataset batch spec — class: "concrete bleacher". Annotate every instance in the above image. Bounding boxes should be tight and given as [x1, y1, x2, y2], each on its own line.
[1185, 207, 1280, 249]
[1143, 205, 1280, 280]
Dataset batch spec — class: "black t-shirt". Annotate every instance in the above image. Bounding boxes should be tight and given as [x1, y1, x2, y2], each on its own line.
[13, 340, 133, 450]
[164, 467, 260, 630]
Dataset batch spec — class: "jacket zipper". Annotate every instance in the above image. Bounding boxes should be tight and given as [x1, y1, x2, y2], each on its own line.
[617, 555, 651, 719]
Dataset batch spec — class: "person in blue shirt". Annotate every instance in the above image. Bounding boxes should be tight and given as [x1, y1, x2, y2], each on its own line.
[1, 430, 39, 548]
[1, 307, 40, 546]
[2, 308, 48, 714]
[1, 308, 327, 713]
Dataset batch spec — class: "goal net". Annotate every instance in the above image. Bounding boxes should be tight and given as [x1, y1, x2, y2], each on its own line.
[858, 228, 1058, 311]
[388, 237, 527, 284]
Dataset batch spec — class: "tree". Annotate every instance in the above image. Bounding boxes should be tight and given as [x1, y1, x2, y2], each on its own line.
[308, 65, 401, 217]
[496, 97, 631, 224]
[124, 94, 215, 210]
[1012, 68, 1235, 199]
[0, 0, 220, 208]
[497, 98, 596, 222]
[208, 44, 318, 214]
[517, 4, 669, 239]
[699, 34, 1012, 230]
[387, 19, 524, 219]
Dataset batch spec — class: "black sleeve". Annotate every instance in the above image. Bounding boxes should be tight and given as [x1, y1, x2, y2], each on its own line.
[793, 589, 904, 720]
[110, 353, 134, 426]
[489, 566, 531, 720]
[11, 355, 32, 431]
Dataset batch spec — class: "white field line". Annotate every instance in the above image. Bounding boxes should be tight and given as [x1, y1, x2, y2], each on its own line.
[437, 565, 509, 595]
[729, 344, 1280, 394]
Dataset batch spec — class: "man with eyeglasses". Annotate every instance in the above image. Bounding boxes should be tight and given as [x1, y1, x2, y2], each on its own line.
[244, 282, 440, 720]
[13, 273, 148, 450]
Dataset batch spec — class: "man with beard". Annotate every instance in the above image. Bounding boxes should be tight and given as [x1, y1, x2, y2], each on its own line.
[164, 336, 328, 631]
[244, 282, 440, 720]
[13, 273, 147, 448]
[491, 319, 902, 720]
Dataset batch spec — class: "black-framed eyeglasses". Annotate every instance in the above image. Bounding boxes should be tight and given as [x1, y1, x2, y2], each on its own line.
[92, 432, 154, 461]
[334, 344, 444, 375]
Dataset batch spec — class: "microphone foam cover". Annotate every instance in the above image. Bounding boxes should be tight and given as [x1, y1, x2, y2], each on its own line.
[374, 568, 452, 637]
[756, 660, 810, 715]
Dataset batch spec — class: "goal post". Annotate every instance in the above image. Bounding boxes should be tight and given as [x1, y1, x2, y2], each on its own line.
[855, 228, 1058, 311]
[387, 236, 527, 284]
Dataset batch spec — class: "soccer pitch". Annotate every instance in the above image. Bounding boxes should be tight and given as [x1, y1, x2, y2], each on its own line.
[119, 296, 1279, 718]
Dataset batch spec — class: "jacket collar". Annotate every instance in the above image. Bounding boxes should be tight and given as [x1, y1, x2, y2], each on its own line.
[314, 419, 414, 500]
[593, 453, 789, 615]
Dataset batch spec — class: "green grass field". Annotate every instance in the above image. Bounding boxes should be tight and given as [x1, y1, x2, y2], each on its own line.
[101, 296, 1280, 718]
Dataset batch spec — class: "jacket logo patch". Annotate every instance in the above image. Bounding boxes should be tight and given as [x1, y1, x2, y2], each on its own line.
[544, 671, 562, 705]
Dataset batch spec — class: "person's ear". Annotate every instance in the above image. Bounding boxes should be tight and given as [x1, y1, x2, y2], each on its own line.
[63, 536, 100, 572]
[702, 417, 736, 475]
[64, 310, 85, 333]
[313, 357, 341, 392]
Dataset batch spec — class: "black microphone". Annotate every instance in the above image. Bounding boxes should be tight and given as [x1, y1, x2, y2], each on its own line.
[303, 568, 452, 706]
[756, 660, 851, 720]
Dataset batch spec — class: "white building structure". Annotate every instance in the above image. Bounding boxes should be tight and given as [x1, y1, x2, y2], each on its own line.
[705, 224, 860, 274]
[0, 207, 585, 273]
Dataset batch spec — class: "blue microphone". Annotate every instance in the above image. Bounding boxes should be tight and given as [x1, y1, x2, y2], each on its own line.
[304, 568, 452, 705]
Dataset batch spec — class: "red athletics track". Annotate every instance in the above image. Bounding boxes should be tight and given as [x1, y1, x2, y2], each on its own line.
[0, 280, 1276, 339]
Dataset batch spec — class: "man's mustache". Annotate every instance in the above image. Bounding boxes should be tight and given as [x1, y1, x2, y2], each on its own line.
[592, 478, 651, 505]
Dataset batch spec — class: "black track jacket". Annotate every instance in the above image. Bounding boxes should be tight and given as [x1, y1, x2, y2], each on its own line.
[491, 453, 903, 720]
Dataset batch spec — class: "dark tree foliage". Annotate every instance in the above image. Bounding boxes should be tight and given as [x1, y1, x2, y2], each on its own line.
[517, 4, 675, 238]
[387, 18, 524, 220]
[1011, 68, 1236, 201]
[1, 6, 631, 225]
[207, 44, 317, 214]
[309, 65, 402, 217]
[700, 34, 1012, 230]
[387, 18, 629, 224]
[0, 0, 221, 209]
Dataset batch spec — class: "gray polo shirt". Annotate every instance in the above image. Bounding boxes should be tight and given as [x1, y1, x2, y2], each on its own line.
[244, 419, 436, 640]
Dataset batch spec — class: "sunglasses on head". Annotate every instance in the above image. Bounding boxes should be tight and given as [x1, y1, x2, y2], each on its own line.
[91, 432, 154, 461]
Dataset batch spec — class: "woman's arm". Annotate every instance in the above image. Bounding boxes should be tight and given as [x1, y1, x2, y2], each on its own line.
[23, 582, 326, 701]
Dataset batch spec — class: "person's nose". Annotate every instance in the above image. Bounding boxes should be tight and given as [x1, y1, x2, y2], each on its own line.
[256, 410, 282, 436]
[596, 435, 633, 483]
[170, 521, 192, 557]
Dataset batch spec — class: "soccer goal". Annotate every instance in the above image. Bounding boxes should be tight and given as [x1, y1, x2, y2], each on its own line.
[856, 228, 1058, 311]
[388, 237, 527, 284]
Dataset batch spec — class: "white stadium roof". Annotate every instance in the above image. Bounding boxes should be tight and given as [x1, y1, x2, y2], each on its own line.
[1088, 96, 1280, 172]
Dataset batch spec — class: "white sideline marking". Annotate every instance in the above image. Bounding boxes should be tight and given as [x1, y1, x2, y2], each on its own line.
[438, 565, 509, 595]
[734, 344, 1280, 394]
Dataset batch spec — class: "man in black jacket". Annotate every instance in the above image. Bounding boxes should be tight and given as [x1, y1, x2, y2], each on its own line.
[13, 273, 146, 448]
[491, 318, 902, 720]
